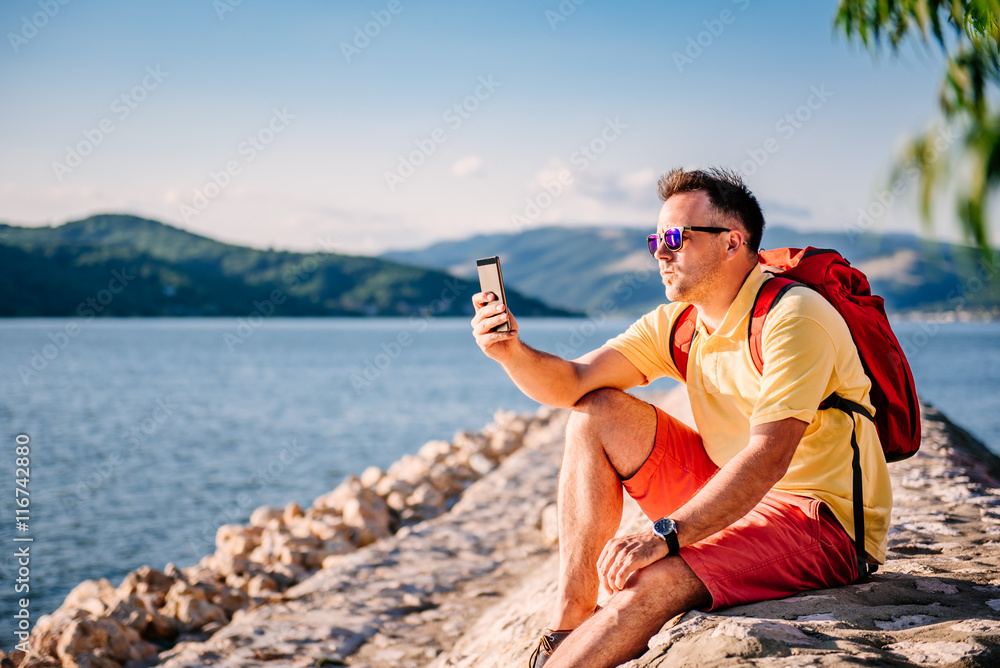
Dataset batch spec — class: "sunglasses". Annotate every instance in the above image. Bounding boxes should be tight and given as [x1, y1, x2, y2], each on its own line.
[646, 226, 731, 255]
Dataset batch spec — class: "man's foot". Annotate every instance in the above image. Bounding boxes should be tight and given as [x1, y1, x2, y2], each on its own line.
[528, 629, 572, 668]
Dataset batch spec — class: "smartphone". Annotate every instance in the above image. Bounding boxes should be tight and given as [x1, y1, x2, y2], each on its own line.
[477, 256, 511, 332]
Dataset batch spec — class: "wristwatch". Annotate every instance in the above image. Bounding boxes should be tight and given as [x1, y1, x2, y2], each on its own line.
[652, 517, 680, 556]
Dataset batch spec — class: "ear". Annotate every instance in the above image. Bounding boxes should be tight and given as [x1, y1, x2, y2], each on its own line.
[724, 228, 746, 258]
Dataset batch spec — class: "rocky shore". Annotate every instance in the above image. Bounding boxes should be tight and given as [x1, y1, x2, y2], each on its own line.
[4, 387, 1000, 667]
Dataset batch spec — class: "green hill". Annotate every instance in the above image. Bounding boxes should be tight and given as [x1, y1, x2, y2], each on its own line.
[0, 215, 573, 318]
[382, 224, 1000, 316]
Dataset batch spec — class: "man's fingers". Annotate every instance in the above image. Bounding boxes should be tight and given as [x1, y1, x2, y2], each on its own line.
[474, 312, 510, 335]
[471, 291, 496, 309]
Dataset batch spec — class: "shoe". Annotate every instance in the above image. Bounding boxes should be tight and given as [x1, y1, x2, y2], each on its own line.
[528, 629, 572, 668]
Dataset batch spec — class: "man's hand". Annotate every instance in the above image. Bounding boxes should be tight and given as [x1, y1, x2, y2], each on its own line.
[470, 291, 519, 362]
[597, 530, 669, 594]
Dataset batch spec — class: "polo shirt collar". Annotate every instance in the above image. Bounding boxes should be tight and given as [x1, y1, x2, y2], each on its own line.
[696, 264, 767, 340]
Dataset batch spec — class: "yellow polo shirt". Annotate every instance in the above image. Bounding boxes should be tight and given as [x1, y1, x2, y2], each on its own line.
[605, 265, 892, 562]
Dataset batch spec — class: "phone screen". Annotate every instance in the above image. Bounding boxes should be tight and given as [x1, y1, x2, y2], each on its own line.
[476, 256, 510, 332]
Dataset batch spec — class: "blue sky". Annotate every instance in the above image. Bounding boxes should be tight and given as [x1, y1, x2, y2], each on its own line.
[0, 0, 976, 255]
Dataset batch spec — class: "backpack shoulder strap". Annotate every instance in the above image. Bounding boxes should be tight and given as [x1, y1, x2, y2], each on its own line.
[748, 276, 799, 374]
[668, 304, 697, 382]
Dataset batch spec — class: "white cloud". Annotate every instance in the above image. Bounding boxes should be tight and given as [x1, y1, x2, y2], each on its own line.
[618, 168, 657, 193]
[451, 155, 483, 177]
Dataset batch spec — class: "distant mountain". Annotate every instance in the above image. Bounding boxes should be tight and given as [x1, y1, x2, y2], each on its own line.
[382, 224, 1000, 315]
[0, 215, 572, 318]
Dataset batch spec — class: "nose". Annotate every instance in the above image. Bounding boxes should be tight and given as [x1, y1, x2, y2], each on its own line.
[654, 242, 674, 262]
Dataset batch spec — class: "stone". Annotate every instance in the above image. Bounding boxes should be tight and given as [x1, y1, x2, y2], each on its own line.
[314, 475, 364, 513]
[215, 524, 260, 556]
[360, 465, 384, 488]
[388, 454, 432, 486]
[343, 494, 392, 546]
[286, 517, 315, 539]
[248, 505, 283, 528]
[377, 476, 417, 501]
[116, 566, 176, 606]
[417, 440, 454, 464]
[875, 614, 938, 631]
[453, 430, 489, 457]
[710, 618, 818, 646]
[160, 581, 228, 632]
[308, 515, 349, 542]
[469, 453, 495, 476]
[246, 573, 278, 597]
[488, 430, 522, 459]
[886, 641, 985, 665]
[209, 585, 250, 616]
[915, 578, 960, 595]
[62, 579, 118, 618]
[950, 619, 1000, 633]
[539, 503, 559, 544]
[407, 482, 446, 515]
[427, 462, 471, 497]
[55, 616, 158, 666]
[105, 593, 152, 634]
[283, 501, 305, 525]
[209, 553, 252, 578]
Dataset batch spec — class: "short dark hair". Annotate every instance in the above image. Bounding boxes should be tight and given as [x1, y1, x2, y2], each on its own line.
[656, 167, 765, 253]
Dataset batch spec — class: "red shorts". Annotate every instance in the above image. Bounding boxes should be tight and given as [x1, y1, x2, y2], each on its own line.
[622, 406, 859, 610]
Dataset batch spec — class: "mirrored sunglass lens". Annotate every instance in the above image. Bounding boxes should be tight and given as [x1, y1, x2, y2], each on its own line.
[665, 228, 682, 250]
[647, 235, 658, 254]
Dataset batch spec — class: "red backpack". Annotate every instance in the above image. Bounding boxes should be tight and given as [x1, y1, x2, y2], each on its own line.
[669, 247, 921, 577]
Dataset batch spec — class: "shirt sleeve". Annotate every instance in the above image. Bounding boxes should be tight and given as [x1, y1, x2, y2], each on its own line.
[603, 305, 684, 386]
[750, 300, 840, 428]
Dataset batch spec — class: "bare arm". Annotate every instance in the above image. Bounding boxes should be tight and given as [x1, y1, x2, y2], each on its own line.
[598, 417, 808, 592]
[470, 291, 645, 407]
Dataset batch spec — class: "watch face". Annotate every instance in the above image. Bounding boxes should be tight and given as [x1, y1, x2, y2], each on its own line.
[654, 518, 676, 537]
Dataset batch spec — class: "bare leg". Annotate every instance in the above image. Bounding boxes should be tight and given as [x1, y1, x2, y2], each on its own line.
[551, 389, 659, 631]
[546, 555, 711, 668]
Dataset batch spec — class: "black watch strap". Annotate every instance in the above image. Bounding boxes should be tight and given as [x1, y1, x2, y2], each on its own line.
[653, 517, 680, 556]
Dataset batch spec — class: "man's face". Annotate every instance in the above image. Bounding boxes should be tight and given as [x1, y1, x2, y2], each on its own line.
[654, 191, 730, 304]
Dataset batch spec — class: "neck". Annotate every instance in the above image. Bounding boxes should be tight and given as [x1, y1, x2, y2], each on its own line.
[696, 263, 757, 335]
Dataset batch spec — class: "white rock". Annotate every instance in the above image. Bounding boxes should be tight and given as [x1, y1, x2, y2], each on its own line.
[915, 578, 960, 595]
[249, 505, 283, 528]
[489, 430, 522, 459]
[950, 618, 1000, 633]
[313, 475, 364, 513]
[874, 614, 937, 631]
[161, 581, 228, 632]
[539, 503, 559, 545]
[360, 465, 384, 488]
[246, 574, 278, 597]
[215, 523, 260, 556]
[453, 430, 489, 456]
[283, 501, 305, 524]
[469, 453, 495, 476]
[388, 454, 432, 486]
[648, 610, 714, 649]
[62, 579, 117, 617]
[795, 613, 838, 623]
[342, 493, 392, 546]
[417, 440, 454, 464]
[711, 618, 818, 646]
[886, 641, 985, 665]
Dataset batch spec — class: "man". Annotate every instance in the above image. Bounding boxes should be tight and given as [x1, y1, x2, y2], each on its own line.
[470, 168, 892, 668]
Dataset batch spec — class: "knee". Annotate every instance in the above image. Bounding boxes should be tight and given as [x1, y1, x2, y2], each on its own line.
[621, 557, 710, 611]
[571, 388, 629, 421]
[566, 389, 625, 439]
